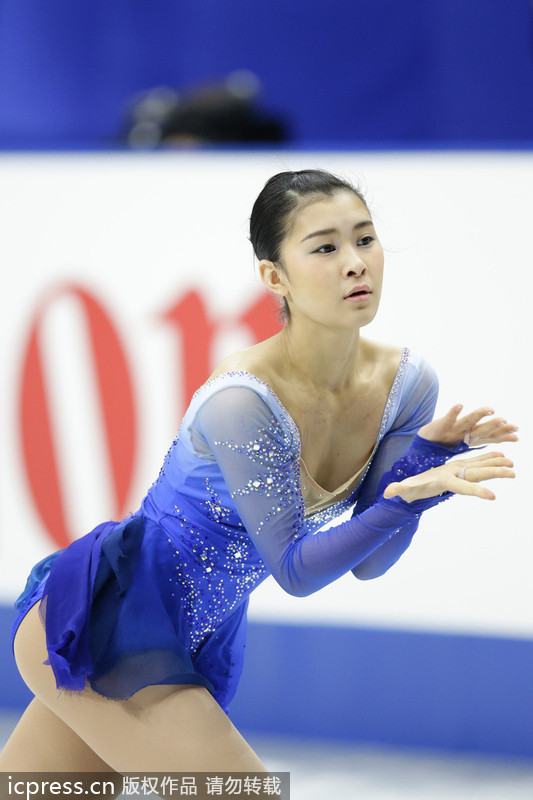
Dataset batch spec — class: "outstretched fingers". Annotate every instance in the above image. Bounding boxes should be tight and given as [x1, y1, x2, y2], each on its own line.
[466, 417, 519, 445]
[418, 405, 515, 448]
[455, 451, 513, 470]
[445, 476, 497, 500]
[451, 452, 515, 500]
[456, 406, 495, 429]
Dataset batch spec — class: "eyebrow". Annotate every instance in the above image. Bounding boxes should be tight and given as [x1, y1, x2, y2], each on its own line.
[300, 219, 374, 243]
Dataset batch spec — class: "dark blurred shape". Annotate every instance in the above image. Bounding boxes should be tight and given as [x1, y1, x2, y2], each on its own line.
[123, 71, 288, 148]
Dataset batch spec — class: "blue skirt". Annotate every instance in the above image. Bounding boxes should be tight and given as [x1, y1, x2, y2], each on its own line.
[11, 512, 247, 709]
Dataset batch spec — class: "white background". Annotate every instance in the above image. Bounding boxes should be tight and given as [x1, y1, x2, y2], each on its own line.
[0, 150, 531, 638]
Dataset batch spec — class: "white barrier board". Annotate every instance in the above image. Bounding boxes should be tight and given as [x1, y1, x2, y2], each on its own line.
[0, 150, 530, 638]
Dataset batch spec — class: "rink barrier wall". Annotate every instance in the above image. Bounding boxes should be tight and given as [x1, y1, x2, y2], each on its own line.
[1, 151, 530, 646]
[2, 605, 532, 759]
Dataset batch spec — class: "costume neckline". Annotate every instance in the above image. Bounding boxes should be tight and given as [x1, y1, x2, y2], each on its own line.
[199, 347, 411, 498]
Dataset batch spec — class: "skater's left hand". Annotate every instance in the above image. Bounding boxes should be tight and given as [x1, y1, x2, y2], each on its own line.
[418, 405, 519, 448]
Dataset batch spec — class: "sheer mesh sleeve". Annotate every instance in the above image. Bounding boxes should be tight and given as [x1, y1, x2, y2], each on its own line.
[195, 385, 455, 597]
[351, 359, 468, 579]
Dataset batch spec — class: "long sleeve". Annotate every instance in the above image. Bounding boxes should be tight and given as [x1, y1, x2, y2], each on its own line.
[194, 384, 456, 597]
[350, 361, 468, 579]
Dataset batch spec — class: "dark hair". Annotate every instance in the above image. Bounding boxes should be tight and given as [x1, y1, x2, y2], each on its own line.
[249, 169, 367, 322]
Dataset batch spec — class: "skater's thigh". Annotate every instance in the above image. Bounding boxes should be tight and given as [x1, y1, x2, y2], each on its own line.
[0, 696, 120, 790]
[13, 603, 267, 773]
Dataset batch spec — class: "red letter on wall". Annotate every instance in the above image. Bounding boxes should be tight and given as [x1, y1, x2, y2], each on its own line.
[19, 285, 137, 548]
[161, 290, 280, 409]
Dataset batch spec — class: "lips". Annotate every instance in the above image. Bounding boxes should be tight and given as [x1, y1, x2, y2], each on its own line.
[344, 284, 371, 299]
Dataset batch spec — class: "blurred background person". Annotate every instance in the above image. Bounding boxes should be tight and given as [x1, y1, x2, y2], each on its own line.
[122, 72, 289, 148]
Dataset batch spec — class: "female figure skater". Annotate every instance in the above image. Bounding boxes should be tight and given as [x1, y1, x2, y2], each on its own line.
[0, 170, 517, 778]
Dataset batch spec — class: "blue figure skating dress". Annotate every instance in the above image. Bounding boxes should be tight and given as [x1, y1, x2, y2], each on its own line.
[12, 349, 468, 712]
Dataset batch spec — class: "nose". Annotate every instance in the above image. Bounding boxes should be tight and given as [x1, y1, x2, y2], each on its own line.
[343, 245, 366, 277]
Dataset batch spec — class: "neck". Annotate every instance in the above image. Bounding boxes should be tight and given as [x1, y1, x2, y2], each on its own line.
[277, 318, 363, 393]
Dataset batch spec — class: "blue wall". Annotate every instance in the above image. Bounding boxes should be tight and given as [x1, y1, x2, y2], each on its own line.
[0, 607, 33, 712]
[1, 0, 533, 147]
[3, 604, 533, 758]
[231, 622, 533, 759]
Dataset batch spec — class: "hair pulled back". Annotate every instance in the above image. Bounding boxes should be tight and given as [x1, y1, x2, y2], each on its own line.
[249, 169, 366, 322]
[249, 169, 366, 262]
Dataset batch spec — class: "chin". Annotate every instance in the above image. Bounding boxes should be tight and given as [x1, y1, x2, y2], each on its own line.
[344, 308, 379, 329]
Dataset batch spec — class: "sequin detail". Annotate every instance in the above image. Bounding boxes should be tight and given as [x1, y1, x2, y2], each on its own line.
[213, 417, 293, 467]
[168, 510, 266, 653]
[386, 451, 448, 483]
[378, 347, 410, 440]
[192, 352, 411, 528]
[212, 416, 304, 538]
[204, 479, 235, 525]
[151, 434, 180, 488]
[149, 352, 415, 665]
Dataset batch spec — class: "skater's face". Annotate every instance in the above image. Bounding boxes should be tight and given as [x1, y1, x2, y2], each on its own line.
[260, 191, 384, 330]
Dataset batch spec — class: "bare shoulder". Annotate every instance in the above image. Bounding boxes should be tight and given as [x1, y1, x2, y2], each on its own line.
[360, 338, 405, 384]
[207, 334, 282, 383]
